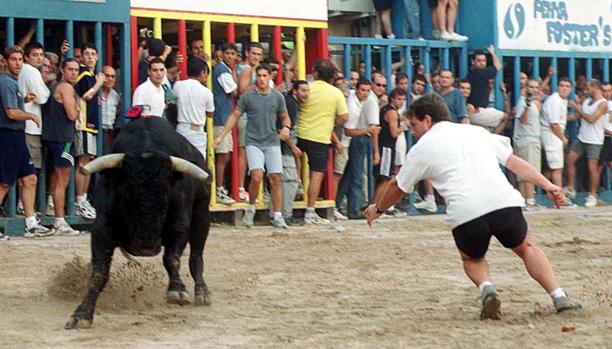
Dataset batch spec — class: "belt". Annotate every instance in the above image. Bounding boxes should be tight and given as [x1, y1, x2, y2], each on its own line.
[179, 122, 204, 131]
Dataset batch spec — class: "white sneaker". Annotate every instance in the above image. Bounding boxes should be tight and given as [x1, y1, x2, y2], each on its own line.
[24, 223, 54, 238]
[0, 232, 10, 241]
[563, 187, 576, 200]
[449, 32, 468, 41]
[431, 30, 441, 40]
[584, 194, 598, 208]
[387, 33, 396, 40]
[374, 34, 383, 39]
[45, 203, 55, 217]
[271, 215, 288, 229]
[414, 199, 437, 213]
[334, 208, 348, 221]
[216, 188, 235, 205]
[75, 200, 96, 220]
[238, 187, 249, 202]
[524, 201, 543, 211]
[560, 199, 578, 209]
[440, 31, 453, 41]
[52, 222, 81, 236]
[304, 211, 329, 225]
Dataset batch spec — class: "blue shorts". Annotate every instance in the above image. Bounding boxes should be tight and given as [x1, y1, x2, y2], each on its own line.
[0, 129, 36, 186]
[246, 145, 282, 174]
[45, 141, 75, 168]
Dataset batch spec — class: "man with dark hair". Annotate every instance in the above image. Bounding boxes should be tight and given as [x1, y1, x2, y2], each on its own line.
[138, 38, 171, 85]
[212, 43, 238, 205]
[349, 69, 360, 90]
[42, 59, 81, 236]
[411, 74, 427, 100]
[173, 58, 214, 159]
[297, 59, 349, 224]
[336, 78, 380, 219]
[395, 72, 409, 92]
[189, 38, 209, 61]
[0, 46, 50, 239]
[132, 57, 166, 117]
[18, 41, 49, 172]
[235, 42, 264, 202]
[364, 93, 582, 320]
[466, 46, 507, 134]
[215, 64, 291, 228]
[74, 43, 105, 220]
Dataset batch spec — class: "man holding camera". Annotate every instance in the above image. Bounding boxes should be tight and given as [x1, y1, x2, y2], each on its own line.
[513, 79, 542, 210]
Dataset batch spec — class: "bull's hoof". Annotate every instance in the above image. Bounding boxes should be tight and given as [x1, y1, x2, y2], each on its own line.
[167, 290, 191, 306]
[194, 290, 212, 306]
[65, 316, 92, 330]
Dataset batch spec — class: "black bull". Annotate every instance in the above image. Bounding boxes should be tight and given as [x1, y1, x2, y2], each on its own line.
[65, 117, 212, 329]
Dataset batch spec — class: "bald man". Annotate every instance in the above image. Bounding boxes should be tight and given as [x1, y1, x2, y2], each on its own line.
[100, 65, 120, 154]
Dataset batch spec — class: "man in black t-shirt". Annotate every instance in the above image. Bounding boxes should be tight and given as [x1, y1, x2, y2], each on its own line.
[466, 46, 507, 134]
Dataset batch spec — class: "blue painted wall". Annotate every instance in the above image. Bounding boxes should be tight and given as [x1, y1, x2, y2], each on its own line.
[2, 0, 129, 23]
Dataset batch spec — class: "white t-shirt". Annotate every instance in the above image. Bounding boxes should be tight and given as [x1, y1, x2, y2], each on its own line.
[18, 63, 50, 135]
[577, 98, 607, 145]
[513, 96, 541, 146]
[173, 79, 215, 126]
[132, 78, 165, 117]
[396, 122, 525, 228]
[344, 90, 379, 130]
[217, 62, 237, 94]
[101, 88, 120, 130]
[540, 92, 568, 149]
[606, 101, 612, 133]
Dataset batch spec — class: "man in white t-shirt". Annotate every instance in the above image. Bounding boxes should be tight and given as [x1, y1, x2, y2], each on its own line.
[565, 79, 609, 207]
[363, 93, 582, 320]
[540, 78, 572, 195]
[173, 58, 214, 160]
[513, 79, 542, 209]
[598, 82, 612, 173]
[132, 57, 166, 117]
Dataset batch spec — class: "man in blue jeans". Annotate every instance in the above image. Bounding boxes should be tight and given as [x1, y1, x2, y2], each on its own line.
[401, 0, 423, 39]
[336, 78, 380, 219]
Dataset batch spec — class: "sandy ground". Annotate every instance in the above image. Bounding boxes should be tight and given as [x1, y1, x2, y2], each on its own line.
[1, 206, 611, 349]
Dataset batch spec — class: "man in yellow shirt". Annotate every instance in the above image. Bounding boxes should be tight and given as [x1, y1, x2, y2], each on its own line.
[297, 59, 348, 224]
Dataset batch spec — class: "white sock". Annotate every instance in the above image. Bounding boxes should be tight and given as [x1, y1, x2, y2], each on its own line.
[478, 281, 493, 294]
[47, 196, 54, 206]
[526, 198, 536, 205]
[425, 195, 435, 203]
[25, 216, 38, 229]
[239, 187, 245, 192]
[306, 207, 315, 215]
[76, 194, 87, 204]
[54, 217, 66, 227]
[550, 287, 567, 299]
[274, 211, 283, 219]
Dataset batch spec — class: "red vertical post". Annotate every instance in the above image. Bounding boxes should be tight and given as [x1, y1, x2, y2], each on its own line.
[178, 19, 188, 80]
[130, 16, 139, 94]
[316, 28, 334, 201]
[272, 26, 283, 86]
[226, 23, 239, 201]
[105, 24, 114, 67]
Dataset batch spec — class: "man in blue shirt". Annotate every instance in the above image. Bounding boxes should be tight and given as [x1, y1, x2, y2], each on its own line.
[437, 70, 468, 124]
[0, 46, 51, 239]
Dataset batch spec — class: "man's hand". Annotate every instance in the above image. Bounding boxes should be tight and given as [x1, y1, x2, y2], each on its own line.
[367, 124, 381, 136]
[487, 44, 496, 55]
[60, 40, 70, 57]
[176, 52, 184, 65]
[279, 127, 290, 141]
[95, 72, 106, 86]
[363, 204, 382, 227]
[213, 134, 225, 149]
[335, 141, 344, 155]
[544, 184, 566, 208]
[25, 92, 37, 103]
[30, 114, 41, 128]
[163, 45, 172, 58]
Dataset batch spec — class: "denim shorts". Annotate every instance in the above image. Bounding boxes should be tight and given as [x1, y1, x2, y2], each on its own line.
[246, 145, 282, 174]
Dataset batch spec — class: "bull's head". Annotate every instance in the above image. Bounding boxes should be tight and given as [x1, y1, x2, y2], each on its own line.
[81, 153, 208, 256]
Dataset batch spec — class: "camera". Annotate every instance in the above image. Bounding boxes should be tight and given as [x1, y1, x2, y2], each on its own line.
[526, 92, 533, 107]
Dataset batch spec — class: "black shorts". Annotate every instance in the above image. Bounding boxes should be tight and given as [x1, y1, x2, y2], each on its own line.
[451, 207, 527, 259]
[45, 141, 75, 168]
[428, 0, 439, 8]
[298, 138, 330, 172]
[600, 136, 612, 163]
[0, 128, 36, 186]
[373, 146, 396, 180]
[373, 0, 392, 11]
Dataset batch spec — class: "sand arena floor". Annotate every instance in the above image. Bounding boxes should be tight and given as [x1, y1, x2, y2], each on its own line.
[1, 206, 611, 348]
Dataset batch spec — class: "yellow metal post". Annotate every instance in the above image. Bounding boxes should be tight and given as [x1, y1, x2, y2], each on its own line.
[250, 23, 259, 42]
[295, 26, 308, 203]
[204, 20, 212, 88]
[203, 19, 216, 205]
[153, 17, 162, 39]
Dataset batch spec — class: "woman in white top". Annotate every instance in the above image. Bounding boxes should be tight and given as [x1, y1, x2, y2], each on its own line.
[364, 93, 582, 320]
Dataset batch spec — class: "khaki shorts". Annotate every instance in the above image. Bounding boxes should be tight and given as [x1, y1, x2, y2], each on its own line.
[514, 142, 541, 180]
[214, 126, 233, 154]
[334, 149, 348, 174]
[571, 138, 603, 160]
[543, 146, 564, 170]
[237, 118, 247, 148]
[25, 134, 42, 169]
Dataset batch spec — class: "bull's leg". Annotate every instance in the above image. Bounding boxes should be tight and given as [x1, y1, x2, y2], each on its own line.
[65, 234, 114, 329]
[163, 233, 190, 305]
[190, 200, 211, 306]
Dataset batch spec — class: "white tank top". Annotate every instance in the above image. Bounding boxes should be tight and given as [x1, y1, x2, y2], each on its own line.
[577, 98, 607, 145]
[605, 101, 612, 133]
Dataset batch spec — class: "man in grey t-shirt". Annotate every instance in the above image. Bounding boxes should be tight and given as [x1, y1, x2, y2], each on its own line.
[214, 64, 291, 229]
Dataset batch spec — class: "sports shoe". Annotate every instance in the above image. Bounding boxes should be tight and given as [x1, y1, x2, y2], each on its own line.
[431, 30, 441, 40]
[75, 200, 96, 220]
[553, 295, 583, 313]
[440, 31, 454, 41]
[560, 199, 578, 209]
[17, 201, 24, 216]
[524, 201, 543, 211]
[45, 202, 55, 216]
[584, 194, 598, 208]
[304, 211, 329, 225]
[216, 187, 235, 205]
[334, 208, 348, 221]
[52, 222, 81, 236]
[285, 216, 304, 226]
[238, 187, 249, 202]
[243, 207, 255, 228]
[295, 183, 304, 201]
[414, 199, 437, 213]
[24, 223, 53, 238]
[387, 33, 396, 40]
[563, 187, 576, 200]
[480, 285, 501, 320]
[272, 215, 288, 229]
[0, 232, 10, 241]
[449, 32, 469, 41]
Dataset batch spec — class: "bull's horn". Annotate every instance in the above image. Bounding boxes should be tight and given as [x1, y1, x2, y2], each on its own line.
[170, 156, 209, 181]
[80, 154, 125, 175]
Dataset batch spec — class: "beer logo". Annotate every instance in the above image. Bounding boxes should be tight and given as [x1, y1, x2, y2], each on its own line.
[504, 3, 526, 39]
